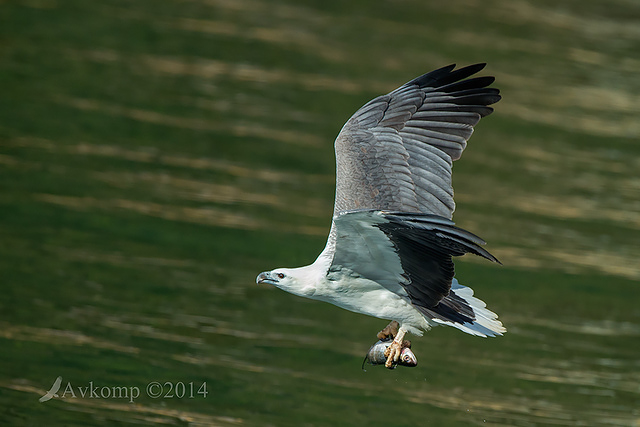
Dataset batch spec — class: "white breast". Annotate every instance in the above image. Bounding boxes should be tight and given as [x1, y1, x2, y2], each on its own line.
[311, 272, 431, 335]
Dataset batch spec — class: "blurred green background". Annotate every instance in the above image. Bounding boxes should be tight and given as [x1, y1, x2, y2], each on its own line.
[1, 0, 639, 425]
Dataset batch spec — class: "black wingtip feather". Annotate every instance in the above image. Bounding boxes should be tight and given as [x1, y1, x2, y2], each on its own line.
[409, 63, 494, 93]
[439, 76, 497, 94]
[445, 93, 502, 107]
[408, 64, 456, 87]
[443, 63, 488, 85]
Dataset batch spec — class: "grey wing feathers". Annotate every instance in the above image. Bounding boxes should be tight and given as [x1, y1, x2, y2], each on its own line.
[333, 63, 500, 218]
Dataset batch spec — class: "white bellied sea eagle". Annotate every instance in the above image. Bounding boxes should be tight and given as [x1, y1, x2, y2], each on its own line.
[257, 63, 506, 368]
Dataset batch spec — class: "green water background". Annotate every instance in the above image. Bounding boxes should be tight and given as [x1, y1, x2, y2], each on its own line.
[1, 0, 639, 425]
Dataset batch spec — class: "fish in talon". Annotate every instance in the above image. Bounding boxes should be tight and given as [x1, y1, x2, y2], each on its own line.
[363, 339, 417, 368]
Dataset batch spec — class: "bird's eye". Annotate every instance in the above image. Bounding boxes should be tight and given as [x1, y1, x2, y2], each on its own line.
[276, 273, 285, 279]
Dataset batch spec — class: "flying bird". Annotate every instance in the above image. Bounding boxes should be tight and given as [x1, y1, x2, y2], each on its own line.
[257, 63, 505, 368]
[39, 376, 62, 402]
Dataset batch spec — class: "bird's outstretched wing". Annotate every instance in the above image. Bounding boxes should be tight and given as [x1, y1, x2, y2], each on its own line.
[329, 210, 498, 309]
[333, 63, 500, 218]
[51, 376, 62, 391]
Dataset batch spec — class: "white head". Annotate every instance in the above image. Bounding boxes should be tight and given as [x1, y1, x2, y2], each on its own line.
[256, 266, 318, 298]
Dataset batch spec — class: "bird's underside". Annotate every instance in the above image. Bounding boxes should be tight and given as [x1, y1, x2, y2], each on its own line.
[328, 210, 505, 369]
[257, 63, 505, 370]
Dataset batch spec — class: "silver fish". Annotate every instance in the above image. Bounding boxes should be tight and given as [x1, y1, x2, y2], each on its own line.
[362, 339, 418, 368]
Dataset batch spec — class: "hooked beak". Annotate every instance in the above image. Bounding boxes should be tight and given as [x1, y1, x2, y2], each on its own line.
[256, 271, 278, 285]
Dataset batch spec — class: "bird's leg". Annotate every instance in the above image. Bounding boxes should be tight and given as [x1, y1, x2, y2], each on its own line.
[377, 320, 399, 341]
[383, 325, 410, 369]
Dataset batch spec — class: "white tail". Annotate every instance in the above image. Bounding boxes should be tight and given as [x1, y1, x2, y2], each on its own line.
[430, 278, 506, 337]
